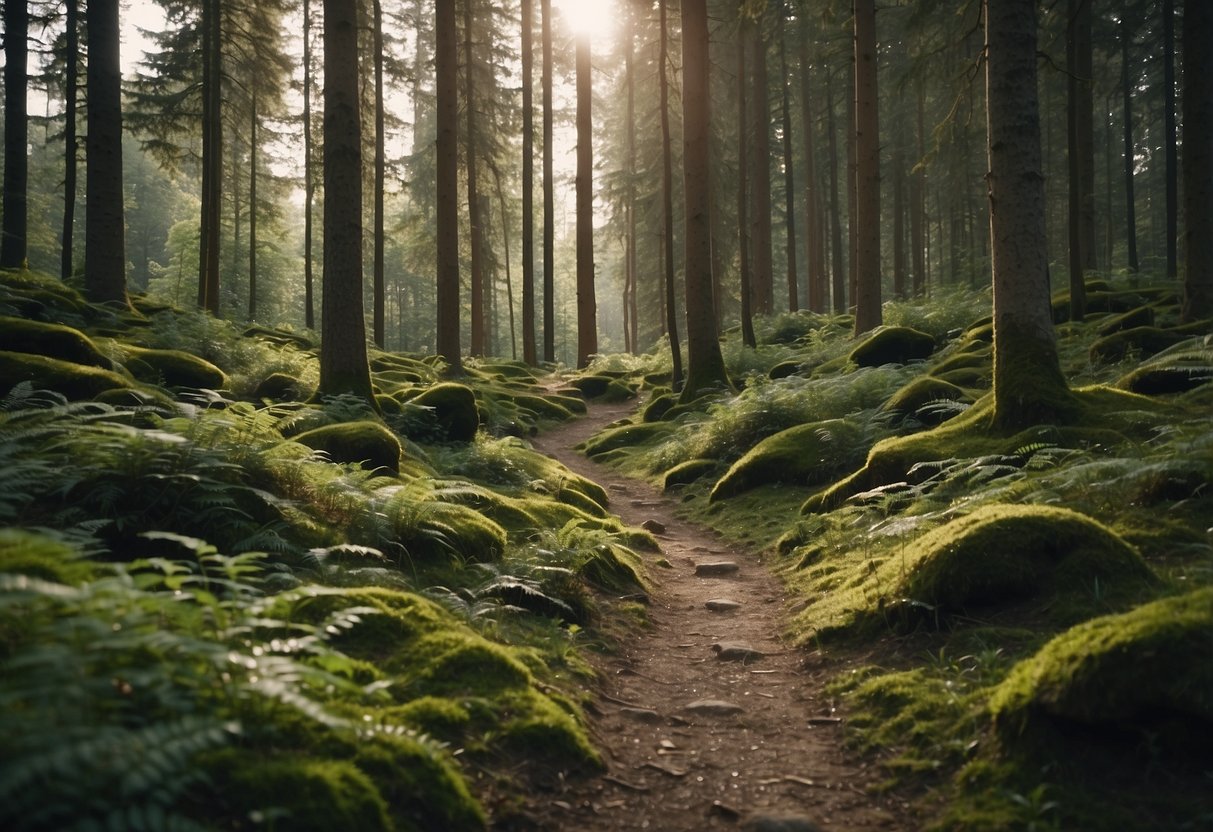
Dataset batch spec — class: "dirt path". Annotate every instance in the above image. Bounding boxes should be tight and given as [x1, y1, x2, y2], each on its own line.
[522, 400, 913, 832]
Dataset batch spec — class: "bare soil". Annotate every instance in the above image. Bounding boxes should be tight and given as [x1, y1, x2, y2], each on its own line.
[506, 400, 917, 832]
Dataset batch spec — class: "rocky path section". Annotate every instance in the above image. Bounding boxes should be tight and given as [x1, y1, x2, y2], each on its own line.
[523, 401, 913, 832]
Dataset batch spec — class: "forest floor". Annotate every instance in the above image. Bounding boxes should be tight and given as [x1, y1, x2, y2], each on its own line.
[515, 398, 917, 832]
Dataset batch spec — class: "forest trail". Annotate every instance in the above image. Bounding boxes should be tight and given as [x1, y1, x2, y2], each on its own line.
[522, 400, 913, 832]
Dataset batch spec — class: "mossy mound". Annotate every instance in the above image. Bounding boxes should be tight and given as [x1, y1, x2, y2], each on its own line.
[709, 419, 865, 502]
[0, 350, 133, 400]
[412, 383, 480, 441]
[295, 421, 403, 473]
[242, 324, 315, 350]
[662, 458, 719, 490]
[582, 422, 675, 458]
[879, 376, 973, 426]
[254, 371, 314, 401]
[991, 587, 1213, 753]
[0, 528, 96, 584]
[568, 374, 614, 398]
[1088, 326, 1189, 363]
[120, 345, 228, 389]
[929, 348, 990, 378]
[0, 270, 92, 319]
[1096, 305, 1155, 336]
[849, 326, 936, 367]
[394, 499, 508, 561]
[1116, 363, 1213, 395]
[794, 504, 1154, 638]
[768, 359, 804, 380]
[0, 316, 112, 368]
[642, 392, 676, 422]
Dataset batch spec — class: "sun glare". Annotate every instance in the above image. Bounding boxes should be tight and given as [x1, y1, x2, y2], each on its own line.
[551, 0, 618, 40]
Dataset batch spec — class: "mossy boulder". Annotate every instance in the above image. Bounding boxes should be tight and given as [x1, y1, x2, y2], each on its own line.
[662, 458, 719, 490]
[254, 371, 314, 402]
[1096, 305, 1155, 336]
[568, 374, 614, 398]
[1089, 326, 1189, 363]
[0, 316, 111, 368]
[582, 421, 674, 457]
[709, 419, 865, 502]
[642, 392, 677, 422]
[295, 421, 403, 472]
[991, 587, 1213, 752]
[879, 376, 973, 426]
[242, 324, 315, 350]
[411, 382, 480, 441]
[398, 500, 508, 561]
[1116, 363, 1213, 395]
[0, 350, 133, 399]
[120, 346, 227, 389]
[768, 359, 804, 380]
[849, 326, 936, 367]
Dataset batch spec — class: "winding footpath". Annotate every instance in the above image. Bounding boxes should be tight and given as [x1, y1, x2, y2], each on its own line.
[523, 400, 914, 832]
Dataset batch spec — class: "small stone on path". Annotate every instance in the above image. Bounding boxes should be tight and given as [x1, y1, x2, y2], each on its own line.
[695, 561, 739, 577]
[705, 598, 742, 612]
[619, 707, 662, 723]
[712, 641, 765, 662]
[641, 519, 666, 534]
[683, 699, 744, 717]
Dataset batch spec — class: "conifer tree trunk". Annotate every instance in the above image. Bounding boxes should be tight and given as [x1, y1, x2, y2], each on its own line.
[736, 21, 756, 348]
[911, 83, 927, 297]
[624, 4, 637, 353]
[466, 0, 487, 357]
[303, 0, 316, 329]
[198, 0, 222, 315]
[521, 0, 537, 363]
[84, 0, 128, 305]
[1120, 17, 1138, 274]
[541, 0, 556, 362]
[893, 141, 906, 299]
[319, 0, 374, 400]
[436, 0, 463, 372]
[372, 0, 386, 347]
[778, 8, 798, 313]
[1163, 0, 1177, 279]
[248, 88, 259, 320]
[1182, 0, 1213, 322]
[575, 32, 597, 368]
[61, 0, 78, 280]
[659, 0, 683, 388]
[680, 0, 729, 400]
[798, 23, 824, 313]
[1065, 0, 1093, 320]
[747, 17, 773, 315]
[986, 0, 1070, 430]
[852, 0, 882, 335]
[2, 0, 29, 269]
[826, 68, 847, 313]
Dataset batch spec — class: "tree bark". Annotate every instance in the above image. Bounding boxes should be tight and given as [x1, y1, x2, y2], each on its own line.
[736, 20, 756, 348]
[825, 68, 846, 313]
[1182, 0, 1213, 322]
[319, 0, 374, 400]
[1, 0, 28, 269]
[852, 0, 882, 335]
[911, 82, 927, 297]
[797, 20, 824, 313]
[680, 0, 729, 400]
[521, 0, 537, 363]
[466, 0, 487, 357]
[61, 0, 78, 280]
[304, 0, 316, 329]
[747, 16, 773, 315]
[575, 33, 597, 368]
[1163, 0, 1177, 279]
[1065, 0, 1093, 321]
[198, 0, 222, 315]
[84, 0, 128, 305]
[1120, 17, 1138, 274]
[624, 3, 638, 353]
[372, 0, 386, 347]
[541, 0, 556, 362]
[436, 0, 463, 372]
[659, 0, 684, 388]
[985, 0, 1071, 430]
[778, 5, 798, 313]
[248, 88, 258, 320]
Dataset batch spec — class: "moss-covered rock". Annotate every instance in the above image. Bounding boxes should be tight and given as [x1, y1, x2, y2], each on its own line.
[582, 421, 675, 458]
[412, 383, 480, 441]
[1088, 326, 1189, 363]
[0, 350, 133, 399]
[242, 324, 315, 350]
[879, 376, 973, 426]
[254, 371, 314, 402]
[1096, 305, 1155, 336]
[642, 392, 677, 422]
[991, 587, 1213, 751]
[767, 359, 804, 380]
[710, 419, 865, 502]
[119, 345, 227, 389]
[1116, 363, 1213, 395]
[849, 326, 936, 367]
[295, 421, 403, 472]
[568, 374, 614, 398]
[662, 458, 719, 490]
[0, 316, 112, 368]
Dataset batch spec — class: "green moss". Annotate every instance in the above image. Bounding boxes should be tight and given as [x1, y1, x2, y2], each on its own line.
[1117, 362, 1213, 396]
[991, 587, 1213, 747]
[254, 371, 314, 401]
[388, 697, 471, 739]
[0, 316, 112, 368]
[295, 421, 403, 473]
[412, 383, 480, 441]
[849, 326, 937, 367]
[929, 348, 991, 378]
[879, 376, 973, 426]
[1089, 326, 1189, 363]
[767, 359, 804, 380]
[409, 630, 533, 694]
[710, 419, 865, 502]
[498, 689, 603, 769]
[579, 541, 645, 592]
[568, 374, 614, 398]
[119, 345, 228, 389]
[1096, 305, 1155, 336]
[582, 422, 674, 457]
[662, 458, 720, 490]
[242, 324, 316, 350]
[400, 500, 508, 562]
[348, 735, 486, 831]
[642, 392, 677, 422]
[0, 350, 133, 399]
